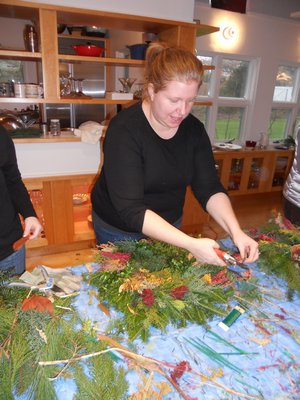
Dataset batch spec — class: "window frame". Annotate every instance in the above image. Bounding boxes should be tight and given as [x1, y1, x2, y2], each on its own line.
[269, 62, 300, 139]
[195, 52, 259, 144]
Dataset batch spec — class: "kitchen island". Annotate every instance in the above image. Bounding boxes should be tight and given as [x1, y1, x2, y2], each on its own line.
[13, 132, 102, 256]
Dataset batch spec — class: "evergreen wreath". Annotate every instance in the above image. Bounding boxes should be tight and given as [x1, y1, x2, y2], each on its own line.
[89, 240, 257, 341]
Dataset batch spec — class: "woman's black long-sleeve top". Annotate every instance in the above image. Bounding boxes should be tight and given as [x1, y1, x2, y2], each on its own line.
[0, 126, 37, 261]
[91, 102, 226, 233]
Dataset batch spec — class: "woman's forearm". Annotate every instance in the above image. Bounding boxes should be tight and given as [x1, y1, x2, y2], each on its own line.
[206, 192, 242, 238]
[142, 209, 192, 249]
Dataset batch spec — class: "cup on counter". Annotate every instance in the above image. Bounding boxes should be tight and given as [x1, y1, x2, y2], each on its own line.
[14, 82, 26, 98]
[245, 140, 257, 150]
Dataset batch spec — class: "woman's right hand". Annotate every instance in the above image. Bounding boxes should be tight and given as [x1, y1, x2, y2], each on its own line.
[186, 237, 227, 266]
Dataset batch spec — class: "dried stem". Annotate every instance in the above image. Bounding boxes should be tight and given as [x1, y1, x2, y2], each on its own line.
[39, 334, 260, 400]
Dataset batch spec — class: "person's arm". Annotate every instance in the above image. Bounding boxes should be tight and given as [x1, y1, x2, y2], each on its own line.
[206, 192, 259, 262]
[3, 128, 42, 239]
[142, 209, 227, 266]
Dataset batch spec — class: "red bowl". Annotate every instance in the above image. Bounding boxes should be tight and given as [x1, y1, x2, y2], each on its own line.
[72, 45, 105, 57]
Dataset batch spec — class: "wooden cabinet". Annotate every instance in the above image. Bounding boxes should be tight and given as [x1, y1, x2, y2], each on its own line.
[214, 148, 294, 195]
[0, 0, 218, 110]
[24, 174, 97, 256]
[181, 148, 294, 234]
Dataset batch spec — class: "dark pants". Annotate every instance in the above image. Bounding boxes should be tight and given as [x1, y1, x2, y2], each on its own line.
[283, 197, 300, 226]
[92, 210, 182, 245]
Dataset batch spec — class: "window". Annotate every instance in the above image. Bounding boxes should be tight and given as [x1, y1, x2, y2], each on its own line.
[191, 105, 209, 127]
[215, 106, 245, 141]
[197, 55, 213, 97]
[268, 64, 300, 140]
[193, 54, 255, 142]
[273, 65, 298, 102]
[219, 59, 249, 98]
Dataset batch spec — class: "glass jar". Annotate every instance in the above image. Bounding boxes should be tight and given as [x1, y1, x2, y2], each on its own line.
[50, 119, 61, 136]
[23, 24, 39, 52]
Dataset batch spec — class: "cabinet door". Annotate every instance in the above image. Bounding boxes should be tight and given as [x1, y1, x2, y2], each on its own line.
[271, 152, 294, 190]
[26, 184, 48, 249]
[71, 176, 96, 242]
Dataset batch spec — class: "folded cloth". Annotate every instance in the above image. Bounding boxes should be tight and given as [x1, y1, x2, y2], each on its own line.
[74, 121, 104, 144]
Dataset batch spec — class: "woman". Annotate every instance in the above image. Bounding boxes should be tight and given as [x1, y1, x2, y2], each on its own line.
[0, 125, 42, 274]
[283, 127, 300, 225]
[91, 42, 259, 266]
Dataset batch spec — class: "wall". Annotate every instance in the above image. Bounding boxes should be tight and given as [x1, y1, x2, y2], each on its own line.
[194, 3, 300, 140]
[25, 0, 195, 23]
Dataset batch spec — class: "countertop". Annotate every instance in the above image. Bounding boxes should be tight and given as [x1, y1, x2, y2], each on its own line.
[12, 130, 81, 144]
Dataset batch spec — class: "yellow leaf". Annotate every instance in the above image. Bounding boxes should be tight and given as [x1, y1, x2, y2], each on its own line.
[173, 299, 185, 310]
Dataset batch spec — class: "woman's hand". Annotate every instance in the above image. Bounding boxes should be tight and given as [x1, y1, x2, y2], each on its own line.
[186, 237, 227, 266]
[231, 230, 259, 263]
[24, 216, 43, 239]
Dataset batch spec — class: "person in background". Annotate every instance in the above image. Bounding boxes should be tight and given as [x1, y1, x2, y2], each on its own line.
[0, 125, 42, 275]
[283, 127, 300, 225]
[91, 42, 259, 266]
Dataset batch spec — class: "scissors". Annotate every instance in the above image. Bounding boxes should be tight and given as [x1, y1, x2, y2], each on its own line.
[214, 248, 251, 278]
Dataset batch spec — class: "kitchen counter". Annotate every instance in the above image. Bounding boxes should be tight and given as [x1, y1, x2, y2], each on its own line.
[14, 130, 102, 178]
[12, 131, 81, 144]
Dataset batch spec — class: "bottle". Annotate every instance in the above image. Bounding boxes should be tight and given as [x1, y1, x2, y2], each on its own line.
[24, 24, 39, 52]
[50, 119, 61, 136]
[259, 132, 269, 149]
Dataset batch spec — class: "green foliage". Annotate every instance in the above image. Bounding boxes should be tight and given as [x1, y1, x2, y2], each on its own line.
[258, 241, 300, 293]
[74, 340, 128, 400]
[90, 240, 255, 341]
[0, 288, 129, 399]
[253, 215, 300, 294]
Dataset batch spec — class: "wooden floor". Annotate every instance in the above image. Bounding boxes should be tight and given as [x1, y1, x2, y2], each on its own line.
[26, 191, 284, 271]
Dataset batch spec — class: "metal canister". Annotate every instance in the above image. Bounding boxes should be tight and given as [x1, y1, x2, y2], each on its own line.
[40, 122, 48, 135]
[0, 82, 11, 97]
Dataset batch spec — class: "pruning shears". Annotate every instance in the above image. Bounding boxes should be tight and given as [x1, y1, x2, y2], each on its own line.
[214, 248, 251, 278]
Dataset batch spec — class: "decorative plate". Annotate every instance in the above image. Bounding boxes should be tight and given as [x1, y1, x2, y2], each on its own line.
[214, 142, 242, 150]
[72, 193, 89, 205]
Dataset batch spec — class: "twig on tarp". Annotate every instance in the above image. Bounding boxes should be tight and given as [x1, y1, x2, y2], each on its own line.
[38, 334, 261, 400]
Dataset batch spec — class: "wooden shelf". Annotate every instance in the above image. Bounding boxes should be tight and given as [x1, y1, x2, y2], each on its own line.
[0, 49, 42, 60]
[58, 54, 145, 66]
[58, 34, 108, 42]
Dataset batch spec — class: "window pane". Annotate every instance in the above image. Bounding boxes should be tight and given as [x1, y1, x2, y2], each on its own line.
[268, 108, 290, 140]
[273, 65, 297, 102]
[215, 107, 244, 141]
[219, 59, 249, 98]
[197, 56, 213, 97]
[191, 105, 209, 128]
[294, 109, 300, 135]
